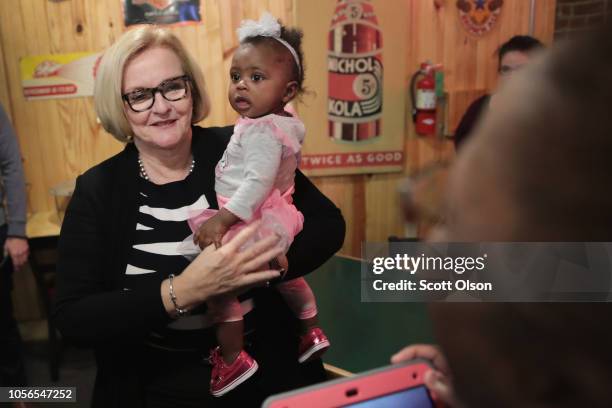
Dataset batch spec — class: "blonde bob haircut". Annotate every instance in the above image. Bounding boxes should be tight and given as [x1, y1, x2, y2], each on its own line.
[94, 25, 210, 143]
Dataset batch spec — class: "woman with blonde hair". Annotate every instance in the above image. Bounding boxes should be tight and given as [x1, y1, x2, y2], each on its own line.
[54, 25, 344, 407]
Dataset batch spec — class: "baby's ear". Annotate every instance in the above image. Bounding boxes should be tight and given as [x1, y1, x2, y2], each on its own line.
[283, 81, 298, 103]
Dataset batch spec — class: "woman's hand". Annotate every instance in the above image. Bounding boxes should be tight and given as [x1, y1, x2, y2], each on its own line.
[391, 344, 458, 407]
[162, 222, 283, 315]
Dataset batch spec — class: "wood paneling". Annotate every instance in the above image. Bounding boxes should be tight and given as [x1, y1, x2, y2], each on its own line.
[0, 27, 11, 115]
[0, 0, 555, 259]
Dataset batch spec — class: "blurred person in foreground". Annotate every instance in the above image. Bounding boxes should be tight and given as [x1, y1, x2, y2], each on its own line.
[394, 25, 612, 408]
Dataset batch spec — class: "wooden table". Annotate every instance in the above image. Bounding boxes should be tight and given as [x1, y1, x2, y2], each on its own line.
[26, 179, 74, 239]
[306, 255, 435, 374]
[26, 210, 61, 239]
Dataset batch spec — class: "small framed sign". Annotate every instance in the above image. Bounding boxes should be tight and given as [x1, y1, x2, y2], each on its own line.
[456, 0, 503, 37]
[123, 0, 201, 27]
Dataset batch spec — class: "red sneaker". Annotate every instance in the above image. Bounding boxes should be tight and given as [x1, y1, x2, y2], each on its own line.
[209, 347, 258, 397]
[298, 327, 331, 363]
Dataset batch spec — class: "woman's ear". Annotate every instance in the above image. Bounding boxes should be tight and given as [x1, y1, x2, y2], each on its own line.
[283, 81, 298, 103]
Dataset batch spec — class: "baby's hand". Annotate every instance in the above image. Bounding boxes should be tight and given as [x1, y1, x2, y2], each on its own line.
[193, 208, 241, 249]
[194, 214, 230, 249]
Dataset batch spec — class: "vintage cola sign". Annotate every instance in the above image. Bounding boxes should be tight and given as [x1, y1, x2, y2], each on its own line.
[328, 0, 383, 142]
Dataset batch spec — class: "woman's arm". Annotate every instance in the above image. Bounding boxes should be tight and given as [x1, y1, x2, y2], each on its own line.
[284, 170, 345, 280]
[54, 174, 172, 345]
[54, 173, 281, 346]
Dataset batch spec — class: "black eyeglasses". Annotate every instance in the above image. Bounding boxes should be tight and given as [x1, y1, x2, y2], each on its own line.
[122, 75, 191, 112]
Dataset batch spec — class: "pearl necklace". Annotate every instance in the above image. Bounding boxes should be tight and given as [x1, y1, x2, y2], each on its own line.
[138, 155, 195, 181]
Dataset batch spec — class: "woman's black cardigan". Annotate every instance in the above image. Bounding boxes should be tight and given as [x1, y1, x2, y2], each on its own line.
[53, 125, 345, 407]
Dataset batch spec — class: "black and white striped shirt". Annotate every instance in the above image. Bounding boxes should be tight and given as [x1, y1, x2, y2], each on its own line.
[124, 175, 254, 351]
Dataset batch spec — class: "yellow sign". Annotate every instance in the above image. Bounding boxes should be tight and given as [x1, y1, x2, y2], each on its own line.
[296, 0, 407, 176]
[20, 52, 101, 100]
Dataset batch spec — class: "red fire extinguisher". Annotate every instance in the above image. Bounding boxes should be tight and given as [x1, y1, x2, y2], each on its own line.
[410, 62, 439, 136]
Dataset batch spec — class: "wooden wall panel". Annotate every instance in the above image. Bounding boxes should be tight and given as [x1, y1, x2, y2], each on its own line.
[0, 28, 11, 116]
[316, 176, 366, 256]
[0, 0, 555, 258]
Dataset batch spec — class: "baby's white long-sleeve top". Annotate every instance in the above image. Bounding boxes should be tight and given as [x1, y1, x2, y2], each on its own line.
[215, 114, 305, 221]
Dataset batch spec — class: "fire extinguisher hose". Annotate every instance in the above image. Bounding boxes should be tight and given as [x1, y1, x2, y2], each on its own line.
[409, 70, 420, 123]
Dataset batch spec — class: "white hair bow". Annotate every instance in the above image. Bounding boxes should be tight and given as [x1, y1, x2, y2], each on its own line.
[237, 12, 301, 75]
[237, 12, 281, 42]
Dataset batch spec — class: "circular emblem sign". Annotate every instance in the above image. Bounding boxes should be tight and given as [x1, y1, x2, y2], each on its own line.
[456, 0, 503, 37]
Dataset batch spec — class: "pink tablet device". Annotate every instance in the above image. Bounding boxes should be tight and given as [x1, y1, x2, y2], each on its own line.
[262, 359, 443, 408]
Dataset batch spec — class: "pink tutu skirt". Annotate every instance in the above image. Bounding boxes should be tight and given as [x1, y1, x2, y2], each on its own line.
[187, 186, 304, 252]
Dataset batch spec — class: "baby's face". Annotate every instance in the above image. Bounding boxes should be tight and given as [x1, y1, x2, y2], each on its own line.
[228, 43, 295, 118]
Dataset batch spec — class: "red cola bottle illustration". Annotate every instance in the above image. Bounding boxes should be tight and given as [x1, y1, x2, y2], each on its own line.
[328, 0, 383, 142]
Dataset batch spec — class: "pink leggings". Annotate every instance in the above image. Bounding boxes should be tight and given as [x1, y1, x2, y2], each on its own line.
[208, 277, 318, 322]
